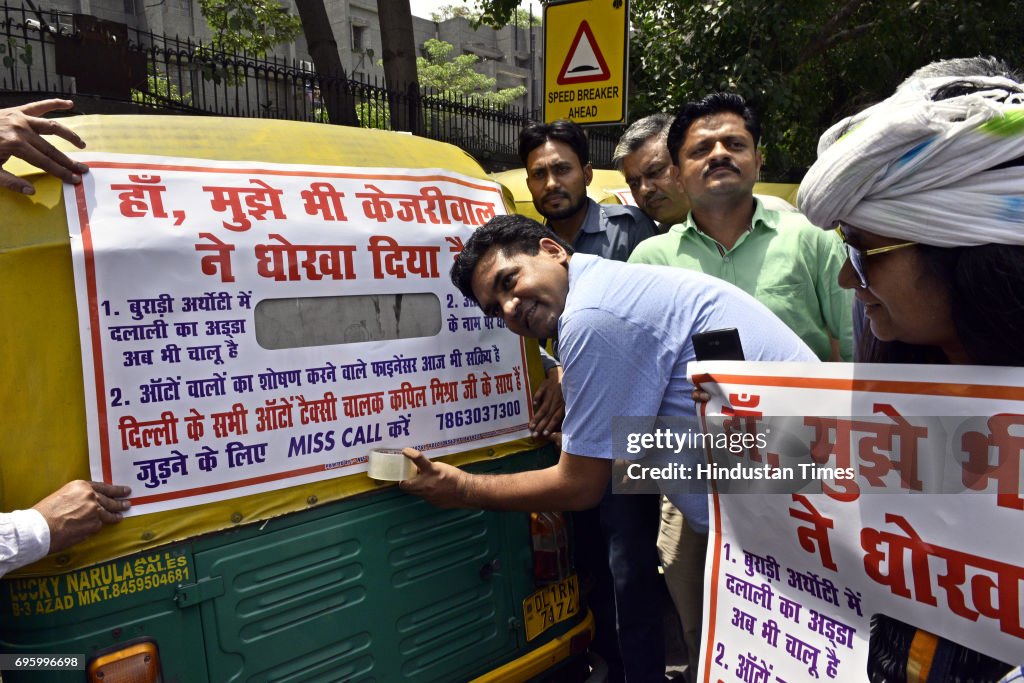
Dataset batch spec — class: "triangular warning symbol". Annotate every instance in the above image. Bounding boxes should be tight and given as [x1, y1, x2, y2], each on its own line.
[557, 21, 611, 85]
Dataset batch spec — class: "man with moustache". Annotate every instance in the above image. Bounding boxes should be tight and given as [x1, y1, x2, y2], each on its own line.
[627, 95, 851, 363]
[623, 94, 852, 682]
[613, 113, 797, 232]
[517, 120, 659, 683]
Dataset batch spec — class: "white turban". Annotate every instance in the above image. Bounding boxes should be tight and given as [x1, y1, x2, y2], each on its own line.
[798, 75, 1024, 246]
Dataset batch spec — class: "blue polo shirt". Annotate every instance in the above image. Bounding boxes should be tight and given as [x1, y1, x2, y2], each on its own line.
[558, 254, 817, 533]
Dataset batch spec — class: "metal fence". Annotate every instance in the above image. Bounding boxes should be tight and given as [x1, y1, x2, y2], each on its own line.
[0, 4, 618, 169]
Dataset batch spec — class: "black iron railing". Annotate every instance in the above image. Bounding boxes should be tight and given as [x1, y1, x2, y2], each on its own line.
[0, 4, 618, 168]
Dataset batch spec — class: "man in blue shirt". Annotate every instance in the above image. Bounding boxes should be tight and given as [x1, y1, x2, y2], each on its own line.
[401, 215, 816, 679]
[519, 120, 661, 682]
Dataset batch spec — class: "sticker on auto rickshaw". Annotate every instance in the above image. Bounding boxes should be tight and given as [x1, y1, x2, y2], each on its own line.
[64, 153, 533, 515]
[3, 548, 190, 618]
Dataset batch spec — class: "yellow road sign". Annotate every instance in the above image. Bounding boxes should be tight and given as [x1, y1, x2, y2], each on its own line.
[544, 0, 628, 125]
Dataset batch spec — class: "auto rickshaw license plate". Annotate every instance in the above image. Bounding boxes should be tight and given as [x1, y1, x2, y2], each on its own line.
[523, 574, 580, 641]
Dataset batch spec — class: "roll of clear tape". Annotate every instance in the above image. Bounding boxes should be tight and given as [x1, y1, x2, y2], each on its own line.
[368, 448, 417, 481]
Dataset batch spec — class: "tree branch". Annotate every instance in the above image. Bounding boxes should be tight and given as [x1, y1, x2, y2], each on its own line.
[797, 0, 871, 65]
[796, 0, 931, 69]
[798, 20, 881, 67]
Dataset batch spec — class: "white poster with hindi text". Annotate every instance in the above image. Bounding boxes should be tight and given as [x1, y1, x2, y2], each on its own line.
[66, 153, 532, 515]
[687, 361, 1023, 683]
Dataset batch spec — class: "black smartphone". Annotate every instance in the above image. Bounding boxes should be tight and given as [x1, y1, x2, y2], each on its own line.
[692, 328, 745, 361]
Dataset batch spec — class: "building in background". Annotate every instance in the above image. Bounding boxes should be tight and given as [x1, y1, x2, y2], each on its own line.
[426, 14, 541, 113]
[37, 0, 542, 112]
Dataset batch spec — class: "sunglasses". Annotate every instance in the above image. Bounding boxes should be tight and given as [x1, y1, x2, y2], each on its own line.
[837, 227, 915, 289]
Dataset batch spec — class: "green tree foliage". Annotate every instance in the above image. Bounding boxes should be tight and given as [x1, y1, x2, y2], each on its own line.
[419, 38, 527, 105]
[132, 69, 193, 108]
[511, 8, 542, 29]
[355, 98, 390, 129]
[358, 38, 527, 128]
[430, 4, 479, 22]
[198, 0, 302, 55]
[630, 0, 1024, 179]
[472, 0, 530, 29]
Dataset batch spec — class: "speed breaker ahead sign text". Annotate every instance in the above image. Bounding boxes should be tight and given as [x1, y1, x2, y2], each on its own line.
[543, 0, 628, 124]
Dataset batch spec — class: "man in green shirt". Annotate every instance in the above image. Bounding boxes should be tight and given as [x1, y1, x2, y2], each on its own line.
[623, 94, 852, 362]
[614, 94, 852, 683]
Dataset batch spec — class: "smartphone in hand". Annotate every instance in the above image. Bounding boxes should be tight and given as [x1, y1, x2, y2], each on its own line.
[692, 328, 745, 361]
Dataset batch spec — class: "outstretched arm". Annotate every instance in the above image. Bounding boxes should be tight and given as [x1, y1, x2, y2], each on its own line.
[399, 448, 609, 512]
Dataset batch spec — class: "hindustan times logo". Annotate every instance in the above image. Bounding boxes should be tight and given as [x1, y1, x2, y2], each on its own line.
[624, 461, 857, 482]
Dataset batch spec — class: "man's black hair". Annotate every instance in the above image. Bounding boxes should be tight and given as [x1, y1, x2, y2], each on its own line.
[518, 119, 590, 167]
[450, 214, 574, 304]
[666, 93, 762, 166]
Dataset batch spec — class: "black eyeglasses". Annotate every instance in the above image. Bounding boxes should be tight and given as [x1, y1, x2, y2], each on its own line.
[837, 227, 915, 289]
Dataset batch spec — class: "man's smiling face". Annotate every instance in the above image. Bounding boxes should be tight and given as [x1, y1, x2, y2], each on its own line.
[470, 238, 570, 339]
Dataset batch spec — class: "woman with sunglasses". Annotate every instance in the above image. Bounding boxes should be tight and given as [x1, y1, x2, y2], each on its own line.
[802, 58, 1024, 369]
[799, 57, 1024, 682]
[835, 225, 997, 365]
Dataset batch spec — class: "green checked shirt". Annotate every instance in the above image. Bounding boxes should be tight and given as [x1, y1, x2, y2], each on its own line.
[628, 198, 853, 361]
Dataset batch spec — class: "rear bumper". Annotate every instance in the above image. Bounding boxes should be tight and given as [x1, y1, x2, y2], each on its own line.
[468, 609, 595, 683]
